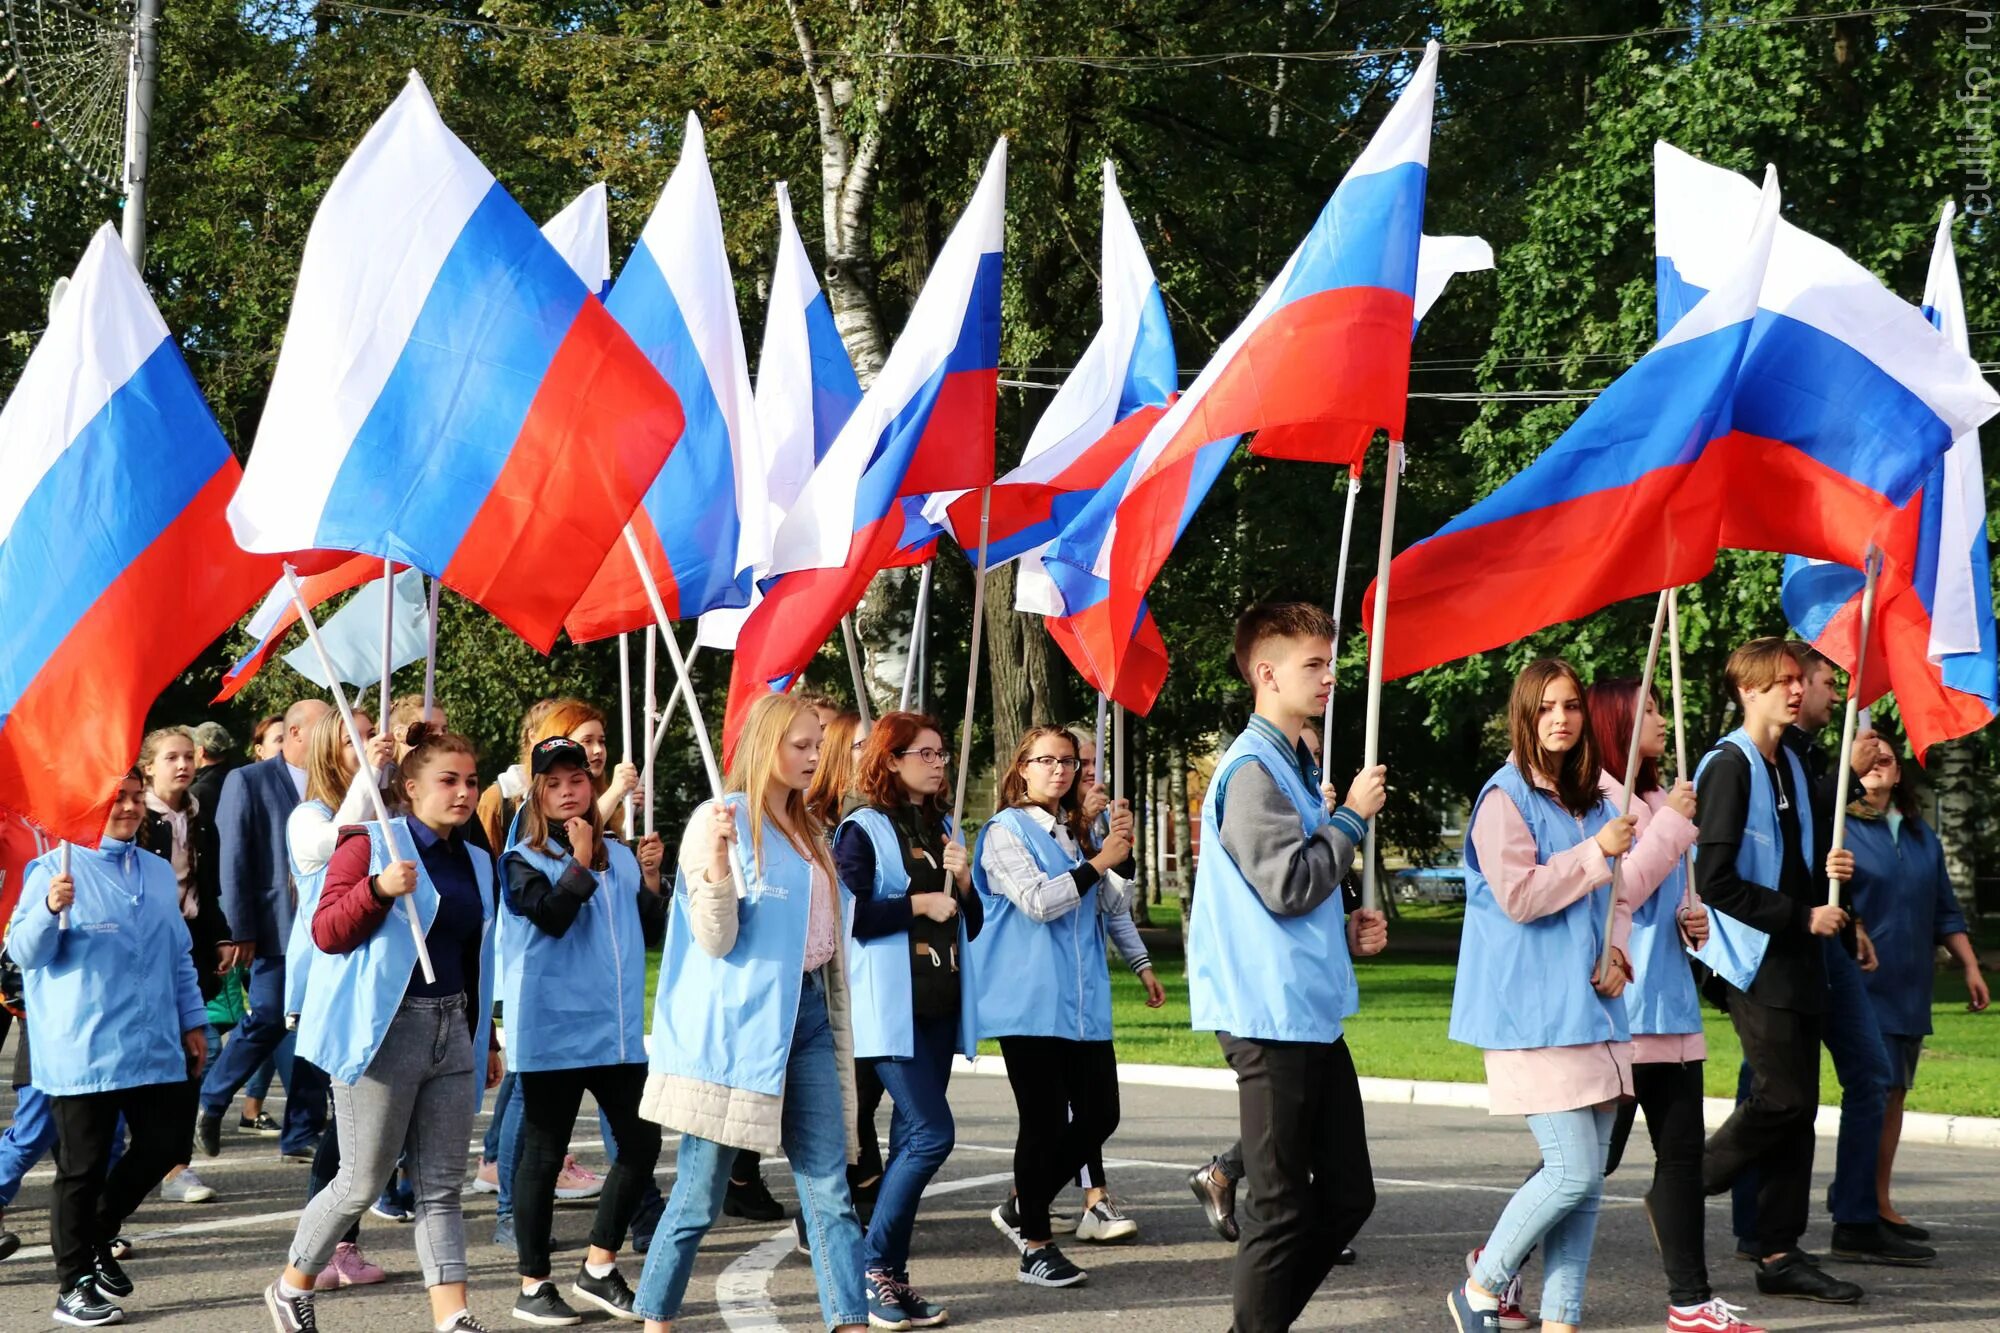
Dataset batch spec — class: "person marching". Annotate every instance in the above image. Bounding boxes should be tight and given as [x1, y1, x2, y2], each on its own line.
[836, 710, 984, 1327]
[1843, 743, 1990, 1239]
[969, 724, 1134, 1290]
[631, 692, 868, 1333]
[264, 730, 504, 1333]
[1186, 603, 1386, 1332]
[1585, 680, 1765, 1333]
[500, 735, 666, 1325]
[1447, 659, 1633, 1333]
[10, 771, 209, 1329]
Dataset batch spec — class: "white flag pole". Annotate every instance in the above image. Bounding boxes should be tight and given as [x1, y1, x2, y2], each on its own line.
[283, 563, 435, 984]
[1358, 441, 1405, 914]
[1321, 467, 1364, 745]
[378, 556, 395, 719]
[1667, 588, 1688, 781]
[421, 577, 441, 721]
[618, 633, 635, 841]
[1600, 591, 1670, 984]
[900, 561, 933, 713]
[57, 841, 70, 931]
[1113, 703, 1126, 805]
[951, 489, 993, 836]
[642, 621, 658, 836]
[843, 615, 874, 734]
[1094, 692, 1109, 794]
[1828, 546, 1884, 910]
[648, 644, 703, 761]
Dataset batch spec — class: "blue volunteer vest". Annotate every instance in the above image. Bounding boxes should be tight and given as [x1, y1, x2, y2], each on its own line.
[838, 807, 977, 1061]
[648, 796, 818, 1097]
[1619, 812, 1703, 1038]
[1188, 725, 1356, 1044]
[1692, 731, 1815, 993]
[283, 799, 335, 1018]
[966, 806, 1113, 1042]
[296, 818, 495, 1088]
[1449, 763, 1629, 1050]
[498, 834, 648, 1073]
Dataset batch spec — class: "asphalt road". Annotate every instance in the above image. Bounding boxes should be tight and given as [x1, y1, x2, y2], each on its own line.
[0, 1069, 1992, 1331]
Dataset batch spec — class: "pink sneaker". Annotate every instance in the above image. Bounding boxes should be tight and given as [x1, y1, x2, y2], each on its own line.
[554, 1154, 604, 1201]
[471, 1158, 499, 1195]
[314, 1241, 386, 1290]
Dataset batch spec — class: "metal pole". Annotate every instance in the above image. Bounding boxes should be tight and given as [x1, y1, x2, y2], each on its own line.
[843, 615, 874, 733]
[1600, 591, 1669, 984]
[900, 562, 932, 713]
[119, 0, 161, 267]
[1322, 466, 1363, 744]
[1358, 441, 1405, 913]
[951, 489, 992, 834]
[1828, 547, 1884, 909]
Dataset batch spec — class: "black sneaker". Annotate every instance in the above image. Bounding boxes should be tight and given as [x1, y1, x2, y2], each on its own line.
[1756, 1252, 1863, 1304]
[723, 1172, 785, 1222]
[263, 1280, 319, 1332]
[1830, 1221, 1936, 1267]
[91, 1246, 133, 1298]
[440, 1314, 496, 1333]
[195, 1109, 223, 1158]
[54, 1278, 123, 1328]
[0, 1205, 19, 1262]
[1885, 1218, 1932, 1242]
[511, 1282, 581, 1326]
[240, 1111, 283, 1137]
[1017, 1242, 1087, 1288]
[570, 1265, 638, 1321]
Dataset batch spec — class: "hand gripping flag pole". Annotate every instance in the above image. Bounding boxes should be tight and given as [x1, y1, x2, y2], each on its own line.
[1600, 591, 1670, 986]
[1321, 467, 1364, 748]
[285, 563, 436, 984]
[1358, 442, 1406, 914]
[951, 489, 994, 837]
[1828, 546, 1884, 910]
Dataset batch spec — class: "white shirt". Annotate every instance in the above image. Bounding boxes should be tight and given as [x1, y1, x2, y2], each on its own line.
[978, 804, 1133, 923]
[286, 762, 308, 801]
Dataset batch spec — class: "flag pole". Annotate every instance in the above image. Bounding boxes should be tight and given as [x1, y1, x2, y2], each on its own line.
[900, 561, 933, 713]
[1094, 692, 1109, 793]
[618, 633, 635, 841]
[1667, 588, 1688, 780]
[1600, 591, 1669, 984]
[1358, 440, 1405, 914]
[1828, 546, 1884, 910]
[421, 577, 441, 721]
[378, 556, 395, 719]
[57, 841, 70, 931]
[642, 621, 658, 836]
[283, 563, 435, 984]
[1113, 702, 1126, 805]
[648, 644, 702, 761]
[951, 488, 993, 836]
[843, 615, 874, 733]
[1321, 466, 1363, 746]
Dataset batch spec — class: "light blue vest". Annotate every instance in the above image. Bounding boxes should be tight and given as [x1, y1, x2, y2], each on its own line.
[1620, 817, 1703, 1038]
[283, 799, 335, 1018]
[1188, 725, 1356, 1044]
[1692, 731, 1815, 992]
[1449, 763, 1628, 1050]
[967, 807, 1112, 1042]
[295, 819, 495, 1088]
[498, 834, 648, 1072]
[838, 807, 976, 1061]
[648, 796, 817, 1097]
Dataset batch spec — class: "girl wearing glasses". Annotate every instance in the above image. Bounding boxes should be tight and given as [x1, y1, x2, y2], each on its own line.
[835, 711, 984, 1327]
[968, 725, 1134, 1291]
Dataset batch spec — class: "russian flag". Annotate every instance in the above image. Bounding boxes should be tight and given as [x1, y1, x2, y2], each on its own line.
[540, 183, 612, 299]
[696, 180, 865, 653]
[725, 139, 1007, 753]
[227, 74, 685, 654]
[214, 554, 390, 703]
[564, 115, 767, 642]
[1781, 202, 1998, 761]
[0, 227, 280, 844]
[1045, 43, 1437, 704]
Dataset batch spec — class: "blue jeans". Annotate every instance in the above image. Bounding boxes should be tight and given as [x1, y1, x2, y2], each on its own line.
[1732, 943, 1890, 1241]
[0, 1083, 58, 1207]
[201, 956, 328, 1153]
[1472, 1106, 1614, 1327]
[247, 1029, 297, 1103]
[633, 976, 865, 1328]
[864, 1015, 957, 1277]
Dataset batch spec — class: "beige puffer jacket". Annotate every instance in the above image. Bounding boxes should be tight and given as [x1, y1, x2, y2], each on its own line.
[638, 809, 860, 1162]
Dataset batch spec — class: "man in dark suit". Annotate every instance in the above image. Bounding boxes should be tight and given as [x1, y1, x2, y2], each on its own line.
[197, 699, 330, 1160]
[187, 722, 238, 819]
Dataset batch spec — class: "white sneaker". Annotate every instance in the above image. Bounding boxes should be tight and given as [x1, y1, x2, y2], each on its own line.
[160, 1168, 216, 1203]
[1076, 1199, 1138, 1243]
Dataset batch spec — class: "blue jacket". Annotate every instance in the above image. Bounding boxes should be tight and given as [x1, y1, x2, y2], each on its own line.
[1188, 723, 1357, 1044]
[217, 756, 304, 956]
[838, 807, 976, 1061]
[1615, 784, 1704, 1040]
[967, 806, 1114, 1042]
[1450, 763, 1628, 1051]
[296, 819, 495, 1087]
[283, 799, 334, 1018]
[498, 835, 649, 1072]
[1846, 811, 1966, 1037]
[1693, 730, 1815, 993]
[9, 840, 206, 1095]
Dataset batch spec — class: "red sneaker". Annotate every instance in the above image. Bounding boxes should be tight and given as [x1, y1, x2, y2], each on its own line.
[1464, 1248, 1530, 1330]
[1667, 1298, 1767, 1333]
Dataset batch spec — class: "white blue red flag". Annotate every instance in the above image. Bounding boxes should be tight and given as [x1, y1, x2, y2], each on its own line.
[725, 139, 1007, 753]
[282, 567, 431, 692]
[540, 183, 612, 299]
[227, 74, 684, 654]
[566, 114, 767, 642]
[214, 553, 389, 703]
[1782, 202, 1998, 760]
[0, 227, 278, 842]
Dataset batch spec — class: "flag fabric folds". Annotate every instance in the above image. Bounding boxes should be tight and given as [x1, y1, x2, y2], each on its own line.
[1781, 202, 1999, 761]
[725, 139, 1008, 754]
[565, 114, 767, 642]
[0, 227, 279, 843]
[227, 74, 684, 654]
[540, 183, 612, 299]
[213, 553, 388, 703]
[282, 567, 432, 693]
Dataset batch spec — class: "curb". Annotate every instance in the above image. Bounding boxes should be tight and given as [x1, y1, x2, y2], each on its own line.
[951, 1056, 2000, 1150]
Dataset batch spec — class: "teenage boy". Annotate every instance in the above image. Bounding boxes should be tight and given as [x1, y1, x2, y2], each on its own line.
[1693, 638, 1863, 1304]
[1188, 602, 1387, 1333]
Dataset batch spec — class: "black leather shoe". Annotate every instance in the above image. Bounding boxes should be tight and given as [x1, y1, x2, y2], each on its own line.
[1831, 1221, 1936, 1266]
[723, 1172, 785, 1222]
[1885, 1218, 1932, 1242]
[1187, 1160, 1238, 1243]
[1756, 1251, 1863, 1303]
[1332, 1246, 1357, 1266]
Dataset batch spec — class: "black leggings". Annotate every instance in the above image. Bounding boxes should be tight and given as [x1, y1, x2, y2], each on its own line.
[513, 1063, 661, 1278]
[997, 1037, 1119, 1243]
[1608, 1059, 1710, 1307]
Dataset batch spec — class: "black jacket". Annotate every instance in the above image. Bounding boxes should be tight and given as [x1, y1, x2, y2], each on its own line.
[138, 803, 231, 1001]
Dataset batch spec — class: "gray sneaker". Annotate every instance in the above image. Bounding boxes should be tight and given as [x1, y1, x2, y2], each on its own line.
[160, 1168, 216, 1203]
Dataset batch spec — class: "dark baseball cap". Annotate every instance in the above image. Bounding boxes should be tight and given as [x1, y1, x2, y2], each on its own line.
[531, 736, 590, 775]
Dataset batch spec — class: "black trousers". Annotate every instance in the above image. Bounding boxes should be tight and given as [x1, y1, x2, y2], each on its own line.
[1703, 994, 1820, 1257]
[512, 1063, 661, 1277]
[50, 1078, 197, 1290]
[1607, 1059, 1710, 1307]
[1221, 1033, 1375, 1333]
[850, 1058, 887, 1188]
[997, 1036, 1119, 1242]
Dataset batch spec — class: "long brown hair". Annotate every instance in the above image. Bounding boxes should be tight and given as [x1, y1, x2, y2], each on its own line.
[1507, 659, 1603, 817]
[855, 711, 949, 820]
[805, 711, 863, 825]
[301, 709, 365, 810]
[727, 692, 834, 882]
[519, 754, 608, 871]
[1585, 678, 1661, 797]
[998, 724, 1090, 846]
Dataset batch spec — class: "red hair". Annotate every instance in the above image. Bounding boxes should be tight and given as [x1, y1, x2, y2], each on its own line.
[1585, 677, 1661, 797]
[854, 711, 949, 819]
